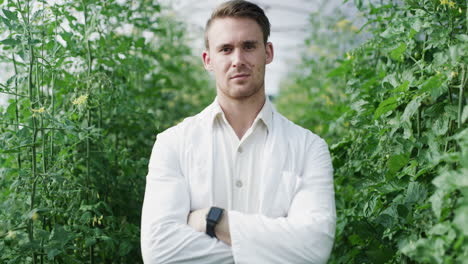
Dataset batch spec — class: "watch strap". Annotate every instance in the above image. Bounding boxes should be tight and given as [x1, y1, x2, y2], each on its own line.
[206, 219, 217, 238]
[206, 207, 224, 238]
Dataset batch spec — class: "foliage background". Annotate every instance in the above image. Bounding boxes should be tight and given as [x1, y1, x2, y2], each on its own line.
[0, 0, 466, 263]
[0, 0, 214, 263]
[277, 0, 467, 263]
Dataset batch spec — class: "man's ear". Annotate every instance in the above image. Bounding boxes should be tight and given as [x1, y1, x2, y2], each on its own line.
[202, 50, 212, 71]
[265, 42, 274, 65]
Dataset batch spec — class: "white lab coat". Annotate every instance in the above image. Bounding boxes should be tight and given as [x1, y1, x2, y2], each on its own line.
[141, 99, 336, 263]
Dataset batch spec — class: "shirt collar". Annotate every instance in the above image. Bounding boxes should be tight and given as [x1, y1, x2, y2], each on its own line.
[210, 96, 273, 132]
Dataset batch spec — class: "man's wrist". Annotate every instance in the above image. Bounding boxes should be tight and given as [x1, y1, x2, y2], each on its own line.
[215, 210, 231, 246]
[206, 207, 224, 238]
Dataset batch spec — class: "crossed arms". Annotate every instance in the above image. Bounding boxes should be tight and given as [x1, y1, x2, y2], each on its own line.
[140, 131, 336, 264]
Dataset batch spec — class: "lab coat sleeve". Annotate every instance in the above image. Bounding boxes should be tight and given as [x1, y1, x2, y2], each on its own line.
[229, 137, 336, 264]
[141, 130, 234, 264]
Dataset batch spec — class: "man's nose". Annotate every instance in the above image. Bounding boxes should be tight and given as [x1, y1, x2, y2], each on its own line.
[231, 49, 246, 68]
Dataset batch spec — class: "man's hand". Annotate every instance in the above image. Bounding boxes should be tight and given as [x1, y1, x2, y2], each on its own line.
[188, 207, 232, 246]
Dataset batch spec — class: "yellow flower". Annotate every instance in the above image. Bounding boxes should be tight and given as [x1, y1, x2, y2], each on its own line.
[336, 19, 350, 29]
[451, 71, 458, 78]
[31, 107, 45, 113]
[314, 124, 323, 133]
[167, 100, 175, 108]
[320, 94, 334, 106]
[72, 94, 88, 105]
[6, 230, 16, 239]
[447, 1, 456, 8]
[346, 52, 353, 60]
[31, 212, 39, 221]
[440, 0, 449, 5]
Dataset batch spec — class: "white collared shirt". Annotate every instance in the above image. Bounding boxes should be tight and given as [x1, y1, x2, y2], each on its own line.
[141, 96, 336, 264]
[212, 97, 272, 214]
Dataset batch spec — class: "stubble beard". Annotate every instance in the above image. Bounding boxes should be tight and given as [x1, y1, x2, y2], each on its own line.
[218, 66, 266, 101]
[217, 80, 264, 102]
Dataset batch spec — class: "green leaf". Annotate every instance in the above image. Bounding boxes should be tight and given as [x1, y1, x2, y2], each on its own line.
[428, 222, 450, 236]
[327, 60, 352, 77]
[119, 241, 133, 256]
[49, 226, 71, 248]
[6, 101, 17, 119]
[402, 96, 422, 122]
[397, 204, 409, 218]
[366, 245, 394, 263]
[432, 116, 449, 136]
[375, 213, 394, 228]
[462, 105, 468, 124]
[1, 38, 20, 46]
[374, 96, 398, 119]
[2, 9, 18, 21]
[455, 34, 468, 42]
[0, 15, 11, 28]
[433, 52, 448, 66]
[135, 37, 145, 48]
[47, 248, 61, 260]
[405, 182, 427, 204]
[393, 80, 410, 93]
[454, 205, 468, 236]
[432, 169, 466, 192]
[420, 75, 443, 94]
[390, 43, 407, 61]
[449, 45, 462, 63]
[401, 160, 418, 178]
[85, 237, 97, 247]
[31, 9, 43, 22]
[387, 153, 410, 175]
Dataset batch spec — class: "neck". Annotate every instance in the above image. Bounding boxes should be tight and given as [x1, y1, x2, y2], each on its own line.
[217, 89, 266, 140]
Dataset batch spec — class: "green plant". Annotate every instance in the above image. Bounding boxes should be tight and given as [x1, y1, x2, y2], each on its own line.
[0, 0, 214, 263]
[278, 0, 467, 263]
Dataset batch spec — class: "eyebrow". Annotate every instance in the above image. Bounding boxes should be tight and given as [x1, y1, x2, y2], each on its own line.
[215, 40, 259, 50]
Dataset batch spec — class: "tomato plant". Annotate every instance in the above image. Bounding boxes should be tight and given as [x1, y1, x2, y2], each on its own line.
[278, 0, 467, 263]
[0, 0, 214, 263]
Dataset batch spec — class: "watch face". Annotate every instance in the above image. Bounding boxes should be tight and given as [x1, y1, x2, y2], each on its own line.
[207, 207, 223, 222]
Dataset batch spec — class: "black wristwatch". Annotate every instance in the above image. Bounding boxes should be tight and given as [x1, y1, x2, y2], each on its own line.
[206, 206, 224, 238]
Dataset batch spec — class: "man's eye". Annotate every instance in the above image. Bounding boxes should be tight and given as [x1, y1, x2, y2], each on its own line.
[245, 44, 255, 50]
[221, 48, 231, 52]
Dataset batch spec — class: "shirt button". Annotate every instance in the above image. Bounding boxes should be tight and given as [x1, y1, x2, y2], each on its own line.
[238, 147, 243, 153]
[235, 180, 243, 188]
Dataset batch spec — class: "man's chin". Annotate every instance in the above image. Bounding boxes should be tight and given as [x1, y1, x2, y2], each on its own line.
[229, 88, 262, 100]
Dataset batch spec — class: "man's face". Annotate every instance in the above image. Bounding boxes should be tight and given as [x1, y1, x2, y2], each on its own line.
[202, 17, 274, 100]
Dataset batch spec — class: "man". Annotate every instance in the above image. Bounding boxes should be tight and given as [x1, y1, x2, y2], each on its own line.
[140, 1, 336, 263]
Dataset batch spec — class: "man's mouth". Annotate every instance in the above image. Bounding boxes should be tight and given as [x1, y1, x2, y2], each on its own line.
[230, 74, 250, 79]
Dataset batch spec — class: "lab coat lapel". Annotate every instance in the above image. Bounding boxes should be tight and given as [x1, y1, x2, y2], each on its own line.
[189, 102, 216, 208]
[259, 111, 288, 214]
[202, 103, 216, 205]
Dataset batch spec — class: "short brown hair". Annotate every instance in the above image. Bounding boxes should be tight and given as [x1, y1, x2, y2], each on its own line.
[204, 0, 271, 49]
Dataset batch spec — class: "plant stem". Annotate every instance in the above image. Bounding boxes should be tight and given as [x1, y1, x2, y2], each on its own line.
[0, 90, 29, 97]
[13, 55, 22, 170]
[83, 1, 95, 263]
[458, 67, 466, 129]
[50, 12, 58, 167]
[416, 107, 421, 138]
[26, 0, 37, 262]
